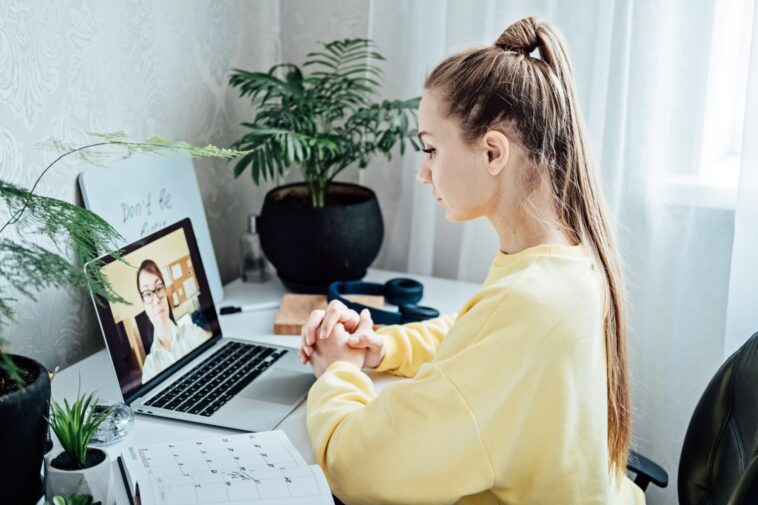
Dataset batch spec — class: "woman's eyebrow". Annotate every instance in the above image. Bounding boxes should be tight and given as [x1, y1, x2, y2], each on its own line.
[139, 280, 161, 290]
[417, 130, 434, 141]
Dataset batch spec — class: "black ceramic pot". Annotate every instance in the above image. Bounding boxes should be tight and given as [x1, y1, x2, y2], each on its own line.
[258, 182, 384, 293]
[0, 354, 51, 504]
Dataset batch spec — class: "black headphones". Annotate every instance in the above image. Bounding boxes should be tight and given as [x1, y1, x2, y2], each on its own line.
[327, 278, 440, 325]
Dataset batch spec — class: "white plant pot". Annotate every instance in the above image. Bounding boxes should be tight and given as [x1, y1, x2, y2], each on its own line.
[45, 447, 112, 504]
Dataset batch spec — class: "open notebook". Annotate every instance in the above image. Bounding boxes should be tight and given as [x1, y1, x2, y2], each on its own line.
[118, 430, 334, 505]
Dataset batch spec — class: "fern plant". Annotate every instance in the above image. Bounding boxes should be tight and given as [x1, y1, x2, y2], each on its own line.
[47, 388, 111, 469]
[0, 132, 246, 386]
[229, 38, 421, 207]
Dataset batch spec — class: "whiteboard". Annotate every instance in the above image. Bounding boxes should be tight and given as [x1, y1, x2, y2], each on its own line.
[78, 153, 223, 304]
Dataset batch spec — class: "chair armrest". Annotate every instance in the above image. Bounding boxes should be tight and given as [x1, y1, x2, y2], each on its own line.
[727, 454, 758, 505]
[627, 450, 669, 491]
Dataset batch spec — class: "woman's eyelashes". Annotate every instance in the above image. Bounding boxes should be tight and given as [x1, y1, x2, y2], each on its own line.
[422, 147, 436, 159]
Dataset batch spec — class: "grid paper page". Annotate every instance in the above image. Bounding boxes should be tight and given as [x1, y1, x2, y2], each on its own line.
[121, 430, 334, 505]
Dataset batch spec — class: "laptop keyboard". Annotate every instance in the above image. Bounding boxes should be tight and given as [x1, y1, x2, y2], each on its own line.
[144, 341, 288, 417]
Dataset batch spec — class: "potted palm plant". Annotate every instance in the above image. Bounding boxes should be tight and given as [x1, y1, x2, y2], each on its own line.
[44, 390, 114, 503]
[0, 133, 244, 504]
[229, 38, 421, 292]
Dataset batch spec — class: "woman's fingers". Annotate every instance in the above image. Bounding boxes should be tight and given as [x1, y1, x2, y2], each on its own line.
[300, 303, 363, 364]
[300, 347, 314, 363]
[346, 309, 381, 350]
[331, 322, 348, 340]
[300, 318, 320, 364]
[299, 342, 314, 363]
[303, 309, 326, 346]
[319, 300, 359, 340]
[298, 347, 308, 364]
[352, 308, 373, 333]
[347, 332, 382, 350]
[299, 337, 308, 364]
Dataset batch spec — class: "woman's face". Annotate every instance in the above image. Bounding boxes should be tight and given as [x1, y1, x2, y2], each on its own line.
[138, 270, 170, 326]
[416, 89, 506, 223]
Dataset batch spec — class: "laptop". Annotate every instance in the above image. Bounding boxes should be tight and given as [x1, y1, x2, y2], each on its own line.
[86, 217, 315, 432]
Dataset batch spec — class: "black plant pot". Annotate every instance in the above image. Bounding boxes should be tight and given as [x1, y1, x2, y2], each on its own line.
[258, 182, 384, 293]
[0, 354, 51, 505]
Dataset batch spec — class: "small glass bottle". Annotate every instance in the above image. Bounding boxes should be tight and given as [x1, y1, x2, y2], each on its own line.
[240, 213, 269, 283]
[89, 400, 134, 446]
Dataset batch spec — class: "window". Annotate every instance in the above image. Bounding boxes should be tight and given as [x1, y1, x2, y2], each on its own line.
[652, 0, 754, 209]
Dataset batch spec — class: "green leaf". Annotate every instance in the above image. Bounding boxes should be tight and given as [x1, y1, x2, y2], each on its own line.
[285, 135, 294, 165]
[229, 69, 301, 102]
[303, 58, 339, 70]
[305, 51, 341, 65]
[264, 147, 276, 180]
[233, 150, 257, 178]
[252, 150, 261, 185]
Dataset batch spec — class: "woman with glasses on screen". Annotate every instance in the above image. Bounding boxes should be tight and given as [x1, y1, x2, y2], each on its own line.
[137, 259, 211, 383]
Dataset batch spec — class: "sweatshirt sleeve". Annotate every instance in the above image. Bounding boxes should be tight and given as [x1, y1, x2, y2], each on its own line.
[373, 312, 457, 377]
[306, 360, 493, 504]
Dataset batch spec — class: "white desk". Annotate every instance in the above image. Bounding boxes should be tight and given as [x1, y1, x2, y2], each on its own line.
[50, 268, 480, 504]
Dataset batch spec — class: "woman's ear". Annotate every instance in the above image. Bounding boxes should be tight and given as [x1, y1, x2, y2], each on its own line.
[482, 130, 510, 176]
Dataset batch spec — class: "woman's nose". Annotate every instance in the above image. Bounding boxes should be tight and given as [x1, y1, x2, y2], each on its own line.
[416, 163, 432, 184]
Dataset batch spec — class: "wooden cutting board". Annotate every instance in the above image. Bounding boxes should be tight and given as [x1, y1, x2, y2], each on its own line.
[273, 294, 385, 335]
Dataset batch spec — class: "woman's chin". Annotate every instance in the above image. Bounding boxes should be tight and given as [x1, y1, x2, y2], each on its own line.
[435, 199, 468, 223]
[442, 208, 461, 223]
[443, 208, 475, 224]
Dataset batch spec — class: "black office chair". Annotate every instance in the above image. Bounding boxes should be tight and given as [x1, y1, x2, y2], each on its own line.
[627, 331, 758, 504]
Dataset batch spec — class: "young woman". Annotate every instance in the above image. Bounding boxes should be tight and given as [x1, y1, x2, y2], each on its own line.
[299, 17, 644, 505]
[137, 259, 211, 383]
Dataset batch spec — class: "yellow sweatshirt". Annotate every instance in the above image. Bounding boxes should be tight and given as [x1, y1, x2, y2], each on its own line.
[307, 243, 646, 505]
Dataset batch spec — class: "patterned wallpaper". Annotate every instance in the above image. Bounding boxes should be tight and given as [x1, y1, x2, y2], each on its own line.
[0, 0, 320, 370]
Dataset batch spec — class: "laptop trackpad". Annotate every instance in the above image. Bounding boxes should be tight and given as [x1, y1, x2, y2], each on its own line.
[239, 369, 313, 405]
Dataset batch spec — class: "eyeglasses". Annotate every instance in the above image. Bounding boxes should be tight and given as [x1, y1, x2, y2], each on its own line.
[140, 284, 166, 304]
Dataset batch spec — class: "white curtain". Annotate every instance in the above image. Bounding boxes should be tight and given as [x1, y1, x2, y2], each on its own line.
[361, 1, 757, 504]
[725, 2, 758, 358]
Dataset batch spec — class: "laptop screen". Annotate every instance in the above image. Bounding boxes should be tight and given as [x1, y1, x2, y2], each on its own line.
[89, 218, 221, 402]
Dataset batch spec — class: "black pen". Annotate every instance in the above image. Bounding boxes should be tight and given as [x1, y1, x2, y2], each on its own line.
[219, 301, 280, 315]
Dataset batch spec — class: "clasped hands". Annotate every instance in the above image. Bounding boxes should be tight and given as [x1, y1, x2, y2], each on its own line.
[299, 300, 385, 378]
